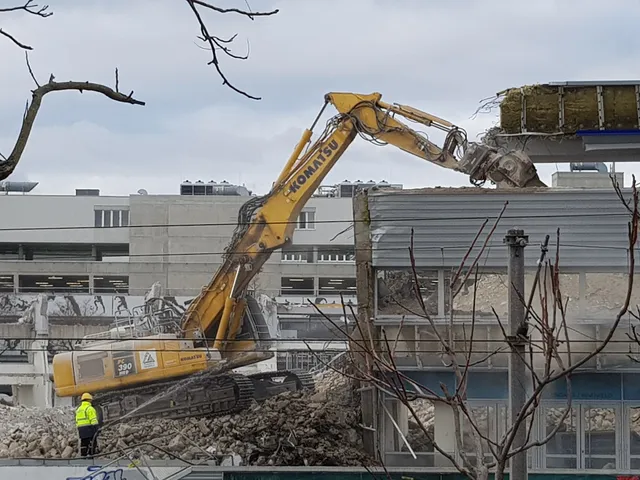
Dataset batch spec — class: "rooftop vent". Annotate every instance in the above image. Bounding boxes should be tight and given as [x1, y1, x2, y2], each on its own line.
[180, 180, 251, 196]
[75, 189, 100, 196]
[0, 181, 38, 193]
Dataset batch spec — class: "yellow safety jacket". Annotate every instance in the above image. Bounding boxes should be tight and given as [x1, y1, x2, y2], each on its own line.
[75, 400, 99, 428]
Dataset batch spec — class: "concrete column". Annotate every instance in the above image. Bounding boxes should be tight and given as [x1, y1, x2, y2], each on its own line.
[434, 402, 456, 467]
[12, 385, 35, 406]
[32, 339, 52, 407]
[438, 269, 445, 318]
[15, 294, 52, 408]
[579, 271, 586, 317]
[381, 397, 410, 453]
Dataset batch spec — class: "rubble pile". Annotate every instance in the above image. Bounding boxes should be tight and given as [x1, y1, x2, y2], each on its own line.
[0, 369, 375, 466]
[402, 400, 435, 453]
[379, 271, 636, 318]
[0, 406, 76, 458]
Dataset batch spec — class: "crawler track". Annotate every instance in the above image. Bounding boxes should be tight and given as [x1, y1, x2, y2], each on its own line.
[92, 369, 315, 424]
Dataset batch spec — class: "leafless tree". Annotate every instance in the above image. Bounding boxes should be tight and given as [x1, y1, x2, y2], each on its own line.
[309, 176, 639, 480]
[0, 1, 276, 181]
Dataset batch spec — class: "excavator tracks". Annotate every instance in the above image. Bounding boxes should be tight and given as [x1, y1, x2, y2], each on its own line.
[247, 370, 315, 402]
[93, 369, 314, 424]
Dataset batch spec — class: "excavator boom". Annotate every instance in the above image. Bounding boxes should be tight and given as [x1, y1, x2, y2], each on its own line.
[51, 92, 545, 424]
[181, 92, 545, 341]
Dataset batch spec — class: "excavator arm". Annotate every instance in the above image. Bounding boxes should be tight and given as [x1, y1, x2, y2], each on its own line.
[180, 92, 546, 351]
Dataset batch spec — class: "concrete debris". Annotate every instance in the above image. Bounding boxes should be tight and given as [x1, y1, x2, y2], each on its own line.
[378, 271, 634, 318]
[0, 370, 375, 466]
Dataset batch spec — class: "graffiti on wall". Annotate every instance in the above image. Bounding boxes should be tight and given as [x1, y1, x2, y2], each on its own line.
[0, 294, 195, 318]
[0, 464, 185, 480]
[65, 465, 127, 480]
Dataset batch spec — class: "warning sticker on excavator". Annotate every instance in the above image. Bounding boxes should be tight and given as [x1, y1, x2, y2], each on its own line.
[139, 350, 158, 370]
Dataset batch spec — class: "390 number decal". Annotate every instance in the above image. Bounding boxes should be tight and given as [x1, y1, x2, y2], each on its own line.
[112, 352, 137, 378]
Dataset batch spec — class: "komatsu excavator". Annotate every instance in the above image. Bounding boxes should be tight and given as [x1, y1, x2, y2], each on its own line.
[51, 92, 546, 424]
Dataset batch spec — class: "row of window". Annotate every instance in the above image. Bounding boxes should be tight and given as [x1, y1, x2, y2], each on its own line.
[94, 208, 129, 228]
[0, 274, 129, 294]
[280, 276, 356, 296]
[384, 400, 640, 470]
[93, 208, 314, 230]
[281, 248, 355, 263]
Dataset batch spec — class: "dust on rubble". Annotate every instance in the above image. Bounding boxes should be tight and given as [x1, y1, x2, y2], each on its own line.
[0, 370, 377, 466]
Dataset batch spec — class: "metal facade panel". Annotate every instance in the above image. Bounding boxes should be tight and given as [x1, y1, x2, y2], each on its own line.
[367, 187, 636, 270]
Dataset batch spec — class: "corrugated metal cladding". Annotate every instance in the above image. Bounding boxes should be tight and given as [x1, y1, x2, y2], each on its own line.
[367, 187, 638, 270]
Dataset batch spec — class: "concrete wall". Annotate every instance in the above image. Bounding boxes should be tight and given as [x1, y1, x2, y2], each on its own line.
[0, 195, 129, 244]
[128, 195, 356, 297]
[290, 196, 354, 245]
[0, 192, 357, 327]
[552, 171, 624, 188]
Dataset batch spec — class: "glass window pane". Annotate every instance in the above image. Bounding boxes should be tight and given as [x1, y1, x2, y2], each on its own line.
[545, 406, 577, 469]
[94, 210, 102, 227]
[584, 406, 616, 469]
[631, 407, 640, 457]
[462, 405, 495, 465]
[121, 210, 129, 226]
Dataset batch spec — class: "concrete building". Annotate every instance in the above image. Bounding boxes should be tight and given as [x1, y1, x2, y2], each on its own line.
[353, 178, 640, 471]
[0, 179, 401, 302]
[0, 179, 400, 404]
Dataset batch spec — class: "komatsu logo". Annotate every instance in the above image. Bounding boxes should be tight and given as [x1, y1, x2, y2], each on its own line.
[287, 139, 339, 194]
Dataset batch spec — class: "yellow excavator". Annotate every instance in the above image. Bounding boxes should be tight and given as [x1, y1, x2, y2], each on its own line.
[51, 92, 546, 423]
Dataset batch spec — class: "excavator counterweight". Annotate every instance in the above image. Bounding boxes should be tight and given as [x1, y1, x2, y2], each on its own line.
[51, 92, 546, 425]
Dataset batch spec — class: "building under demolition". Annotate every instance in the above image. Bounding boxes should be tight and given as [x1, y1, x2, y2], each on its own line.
[354, 178, 640, 470]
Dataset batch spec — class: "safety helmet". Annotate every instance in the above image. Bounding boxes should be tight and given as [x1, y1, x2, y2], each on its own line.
[81, 393, 93, 401]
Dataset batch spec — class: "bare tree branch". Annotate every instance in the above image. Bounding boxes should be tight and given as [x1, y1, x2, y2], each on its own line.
[185, 0, 279, 100]
[0, 59, 145, 181]
[0, 1, 52, 50]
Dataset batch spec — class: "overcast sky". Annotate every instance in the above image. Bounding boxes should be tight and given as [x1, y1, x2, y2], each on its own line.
[1, 0, 639, 196]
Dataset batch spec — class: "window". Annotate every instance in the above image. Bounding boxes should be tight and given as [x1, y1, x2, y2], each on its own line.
[584, 405, 616, 469]
[296, 210, 315, 230]
[318, 277, 356, 295]
[630, 407, 640, 468]
[19, 275, 90, 293]
[94, 208, 130, 228]
[282, 251, 305, 262]
[543, 404, 617, 469]
[94, 276, 129, 294]
[0, 275, 13, 293]
[281, 246, 312, 263]
[544, 406, 578, 468]
[317, 247, 355, 262]
[280, 277, 314, 296]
